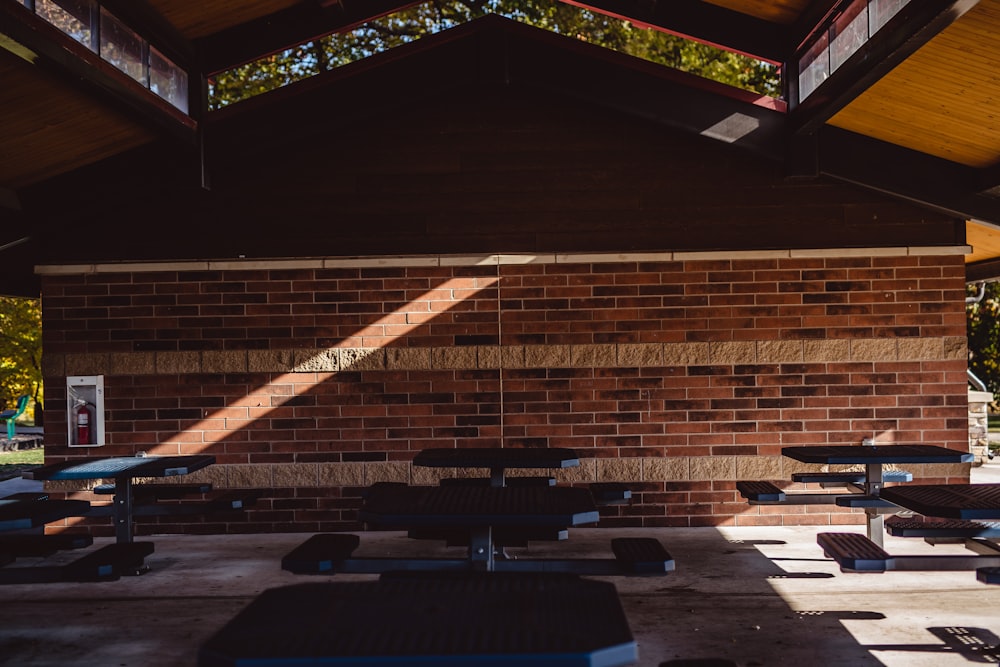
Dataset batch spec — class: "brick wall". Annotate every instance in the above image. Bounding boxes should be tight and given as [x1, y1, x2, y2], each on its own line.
[39, 249, 970, 535]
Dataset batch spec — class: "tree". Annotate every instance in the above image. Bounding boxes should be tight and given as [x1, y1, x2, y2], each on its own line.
[209, 0, 779, 109]
[0, 296, 43, 422]
[967, 281, 1000, 394]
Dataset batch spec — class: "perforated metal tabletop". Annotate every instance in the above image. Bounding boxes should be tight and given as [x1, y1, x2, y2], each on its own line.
[199, 573, 637, 667]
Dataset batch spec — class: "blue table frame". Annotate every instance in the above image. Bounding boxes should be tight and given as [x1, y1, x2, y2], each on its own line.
[25, 455, 215, 543]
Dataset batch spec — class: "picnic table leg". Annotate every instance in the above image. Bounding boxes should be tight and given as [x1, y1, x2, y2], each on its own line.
[113, 476, 134, 544]
[468, 526, 494, 572]
[864, 463, 885, 548]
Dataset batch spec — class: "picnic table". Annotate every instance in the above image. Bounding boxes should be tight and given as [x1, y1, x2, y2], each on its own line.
[199, 573, 638, 667]
[282, 447, 672, 576]
[25, 454, 217, 544]
[739, 444, 973, 547]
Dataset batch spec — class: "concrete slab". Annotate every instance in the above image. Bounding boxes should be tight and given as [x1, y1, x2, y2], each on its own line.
[0, 525, 996, 667]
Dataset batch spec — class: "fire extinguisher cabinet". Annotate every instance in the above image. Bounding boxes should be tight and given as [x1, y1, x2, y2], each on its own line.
[67, 375, 105, 447]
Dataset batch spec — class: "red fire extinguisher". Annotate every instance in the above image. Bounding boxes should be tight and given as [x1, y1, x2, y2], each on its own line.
[75, 400, 93, 446]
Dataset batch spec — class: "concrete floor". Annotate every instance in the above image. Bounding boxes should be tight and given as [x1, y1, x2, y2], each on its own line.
[0, 462, 997, 667]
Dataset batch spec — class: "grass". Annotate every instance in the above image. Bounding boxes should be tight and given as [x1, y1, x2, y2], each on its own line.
[0, 447, 43, 481]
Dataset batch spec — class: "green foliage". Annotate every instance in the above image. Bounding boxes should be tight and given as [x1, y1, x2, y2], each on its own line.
[209, 0, 779, 109]
[967, 282, 1000, 393]
[0, 296, 42, 413]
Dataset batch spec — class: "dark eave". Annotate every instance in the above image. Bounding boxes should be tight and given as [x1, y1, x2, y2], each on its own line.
[0, 1, 197, 144]
[788, 0, 980, 134]
[815, 126, 1000, 224]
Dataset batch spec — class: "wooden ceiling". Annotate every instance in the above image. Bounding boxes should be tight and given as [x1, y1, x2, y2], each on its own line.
[4, 0, 1000, 292]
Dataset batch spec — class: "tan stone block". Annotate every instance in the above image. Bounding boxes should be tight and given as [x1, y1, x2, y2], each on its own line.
[780, 459, 823, 478]
[597, 457, 642, 482]
[411, 466, 452, 485]
[319, 462, 365, 487]
[525, 345, 570, 368]
[65, 353, 111, 375]
[803, 339, 850, 362]
[386, 348, 431, 370]
[552, 459, 596, 483]
[897, 337, 943, 362]
[943, 336, 968, 361]
[365, 461, 409, 485]
[110, 352, 155, 375]
[294, 348, 339, 372]
[273, 463, 317, 487]
[618, 343, 663, 367]
[226, 464, 272, 488]
[500, 346, 525, 369]
[571, 344, 616, 368]
[710, 341, 756, 365]
[183, 466, 227, 488]
[735, 455, 783, 480]
[756, 341, 802, 363]
[478, 346, 502, 369]
[662, 342, 709, 365]
[689, 456, 735, 481]
[433, 346, 476, 369]
[643, 457, 688, 481]
[203, 350, 248, 373]
[850, 339, 897, 362]
[249, 349, 296, 373]
[156, 351, 201, 374]
[340, 348, 385, 371]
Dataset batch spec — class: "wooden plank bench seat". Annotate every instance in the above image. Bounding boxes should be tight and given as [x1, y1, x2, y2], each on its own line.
[611, 537, 674, 575]
[791, 470, 913, 485]
[281, 533, 361, 574]
[817, 533, 890, 572]
[0, 541, 154, 584]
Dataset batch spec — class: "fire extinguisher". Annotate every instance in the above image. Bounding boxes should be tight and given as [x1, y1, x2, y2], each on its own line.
[75, 400, 93, 446]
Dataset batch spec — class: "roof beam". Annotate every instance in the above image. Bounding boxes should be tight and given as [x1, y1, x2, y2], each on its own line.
[562, 0, 788, 62]
[0, 2, 196, 143]
[815, 126, 1000, 225]
[198, 0, 422, 75]
[789, 0, 980, 135]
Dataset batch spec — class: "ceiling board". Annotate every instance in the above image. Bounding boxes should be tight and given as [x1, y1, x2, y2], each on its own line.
[829, 0, 1000, 169]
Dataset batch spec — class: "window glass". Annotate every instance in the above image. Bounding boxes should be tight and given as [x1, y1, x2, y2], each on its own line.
[798, 31, 829, 101]
[36, 0, 94, 51]
[870, 0, 910, 34]
[100, 7, 144, 83]
[831, 3, 868, 72]
[149, 45, 189, 113]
